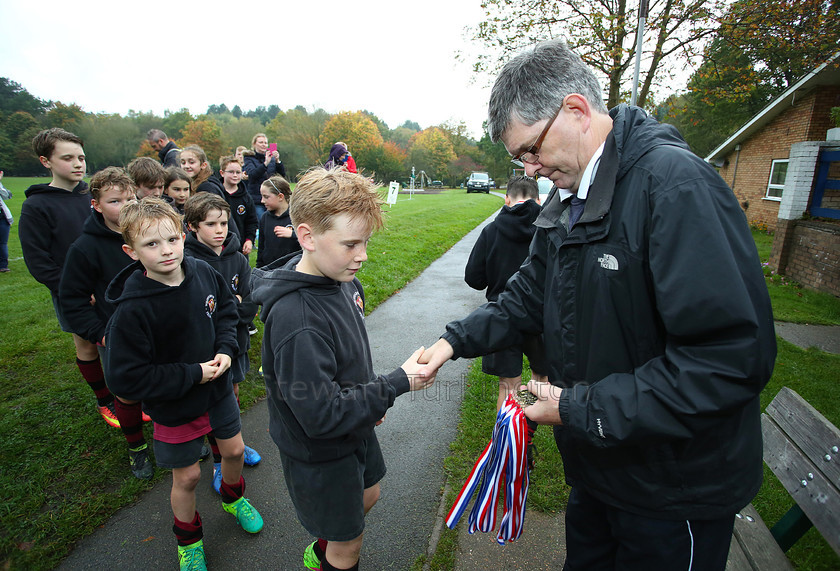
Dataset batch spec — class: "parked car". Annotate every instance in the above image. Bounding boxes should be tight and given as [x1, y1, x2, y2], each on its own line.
[466, 172, 490, 193]
[430, 180, 444, 188]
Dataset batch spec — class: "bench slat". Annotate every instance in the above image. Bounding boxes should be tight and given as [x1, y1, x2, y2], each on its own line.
[727, 504, 793, 571]
[765, 387, 840, 486]
[762, 413, 840, 556]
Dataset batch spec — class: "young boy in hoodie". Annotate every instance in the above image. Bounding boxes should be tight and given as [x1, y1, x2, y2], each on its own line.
[58, 167, 156, 479]
[218, 155, 257, 256]
[127, 157, 167, 199]
[18, 128, 123, 428]
[251, 167, 435, 571]
[465, 175, 548, 410]
[183, 192, 262, 493]
[104, 197, 263, 570]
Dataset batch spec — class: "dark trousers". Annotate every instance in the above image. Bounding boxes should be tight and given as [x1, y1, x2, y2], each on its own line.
[0, 217, 9, 269]
[563, 487, 735, 571]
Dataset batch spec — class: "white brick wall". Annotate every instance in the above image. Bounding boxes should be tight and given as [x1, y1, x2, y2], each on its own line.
[778, 142, 824, 220]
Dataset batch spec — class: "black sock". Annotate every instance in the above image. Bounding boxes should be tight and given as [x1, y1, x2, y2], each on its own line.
[323, 556, 359, 571]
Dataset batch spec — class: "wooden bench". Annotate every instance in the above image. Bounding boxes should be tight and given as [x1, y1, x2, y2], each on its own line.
[726, 387, 840, 570]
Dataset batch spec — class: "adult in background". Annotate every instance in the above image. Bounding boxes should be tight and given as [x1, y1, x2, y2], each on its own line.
[419, 38, 776, 570]
[335, 141, 357, 173]
[146, 129, 180, 168]
[243, 133, 285, 222]
[0, 170, 12, 273]
[323, 143, 348, 170]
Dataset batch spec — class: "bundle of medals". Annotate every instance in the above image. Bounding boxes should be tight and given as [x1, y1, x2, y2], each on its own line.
[445, 390, 535, 544]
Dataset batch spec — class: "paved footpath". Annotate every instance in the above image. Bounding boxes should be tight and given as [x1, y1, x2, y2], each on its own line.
[58, 207, 497, 570]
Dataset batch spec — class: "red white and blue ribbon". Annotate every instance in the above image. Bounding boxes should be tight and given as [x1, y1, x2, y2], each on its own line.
[445, 393, 530, 544]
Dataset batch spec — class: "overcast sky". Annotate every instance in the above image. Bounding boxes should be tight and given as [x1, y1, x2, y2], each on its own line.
[0, 1, 495, 138]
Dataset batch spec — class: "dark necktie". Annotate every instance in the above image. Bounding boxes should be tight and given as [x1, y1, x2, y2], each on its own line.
[568, 195, 586, 228]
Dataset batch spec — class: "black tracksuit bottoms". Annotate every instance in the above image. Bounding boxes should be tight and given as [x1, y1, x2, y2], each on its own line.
[563, 487, 735, 571]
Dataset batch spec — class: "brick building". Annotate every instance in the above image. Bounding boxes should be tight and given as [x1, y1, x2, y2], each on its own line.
[706, 55, 840, 297]
[706, 60, 840, 227]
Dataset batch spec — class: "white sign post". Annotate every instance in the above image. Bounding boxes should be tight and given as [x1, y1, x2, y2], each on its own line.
[387, 181, 400, 206]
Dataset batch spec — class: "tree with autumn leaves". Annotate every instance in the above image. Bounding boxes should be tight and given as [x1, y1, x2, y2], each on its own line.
[466, 0, 726, 109]
[662, 0, 840, 156]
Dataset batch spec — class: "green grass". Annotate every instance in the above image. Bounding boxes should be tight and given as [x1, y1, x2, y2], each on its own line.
[0, 178, 503, 570]
[752, 228, 840, 325]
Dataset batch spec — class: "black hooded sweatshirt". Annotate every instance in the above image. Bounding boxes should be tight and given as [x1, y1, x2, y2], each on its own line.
[184, 231, 256, 359]
[59, 210, 133, 344]
[464, 199, 541, 302]
[251, 254, 410, 463]
[19, 182, 90, 294]
[256, 207, 300, 267]
[104, 255, 238, 426]
[221, 180, 258, 245]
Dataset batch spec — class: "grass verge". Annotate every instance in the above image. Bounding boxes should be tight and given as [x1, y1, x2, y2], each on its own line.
[752, 228, 840, 325]
[0, 178, 502, 570]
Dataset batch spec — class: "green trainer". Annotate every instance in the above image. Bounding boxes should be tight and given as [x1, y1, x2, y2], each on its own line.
[128, 444, 154, 480]
[178, 539, 207, 571]
[303, 541, 322, 570]
[222, 496, 264, 533]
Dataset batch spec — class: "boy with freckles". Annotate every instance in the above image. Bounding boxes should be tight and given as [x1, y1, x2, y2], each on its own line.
[104, 197, 263, 570]
[251, 168, 434, 571]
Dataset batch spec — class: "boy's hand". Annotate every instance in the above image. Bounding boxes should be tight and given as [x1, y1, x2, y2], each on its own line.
[209, 353, 232, 379]
[274, 226, 293, 238]
[523, 380, 564, 425]
[375, 414, 387, 426]
[199, 362, 220, 383]
[242, 239, 253, 255]
[402, 346, 436, 391]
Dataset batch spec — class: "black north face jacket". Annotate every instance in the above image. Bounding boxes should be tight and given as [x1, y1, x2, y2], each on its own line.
[443, 105, 776, 520]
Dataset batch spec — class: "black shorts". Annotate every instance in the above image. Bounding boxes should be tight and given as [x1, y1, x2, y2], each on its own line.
[154, 390, 241, 469]
[229, 352, 250, 385]
[280, 431, 386, 541]
[51, 291, 73, 334]
[481, 333, 547, 378]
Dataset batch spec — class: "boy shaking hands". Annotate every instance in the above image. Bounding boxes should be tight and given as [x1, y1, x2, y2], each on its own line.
[252, 168, 434, 571]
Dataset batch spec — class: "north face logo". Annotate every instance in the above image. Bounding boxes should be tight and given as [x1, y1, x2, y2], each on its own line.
[598, 254, 619, 271]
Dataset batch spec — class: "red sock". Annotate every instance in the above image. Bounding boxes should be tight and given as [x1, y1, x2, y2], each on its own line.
[220, 475, 244, 504]
[77, 357, 112, 406]
[113, 399, 145, 449]
[173, 511, 203, 546]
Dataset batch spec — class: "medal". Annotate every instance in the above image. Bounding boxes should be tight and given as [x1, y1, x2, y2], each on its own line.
[445, 392, 531, 544]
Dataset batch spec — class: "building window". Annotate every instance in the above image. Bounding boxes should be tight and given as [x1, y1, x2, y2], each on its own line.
[766, 160, 788, 200]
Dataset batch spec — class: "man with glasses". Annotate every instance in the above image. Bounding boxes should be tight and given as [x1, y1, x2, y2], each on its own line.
[420, 38, 775, 570]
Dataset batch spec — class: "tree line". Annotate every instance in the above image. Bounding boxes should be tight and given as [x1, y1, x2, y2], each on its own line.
[4, 0, 837, 188]
[0, 81, 515, 188]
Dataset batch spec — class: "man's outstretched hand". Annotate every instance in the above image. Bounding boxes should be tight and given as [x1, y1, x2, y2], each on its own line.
[417, 338, 454, 381]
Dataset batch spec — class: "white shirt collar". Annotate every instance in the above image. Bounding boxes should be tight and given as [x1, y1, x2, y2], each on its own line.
[557, 141, 606, 202]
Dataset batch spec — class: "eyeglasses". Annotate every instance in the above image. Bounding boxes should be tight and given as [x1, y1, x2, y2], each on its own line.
[510, 105, 562, 167]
